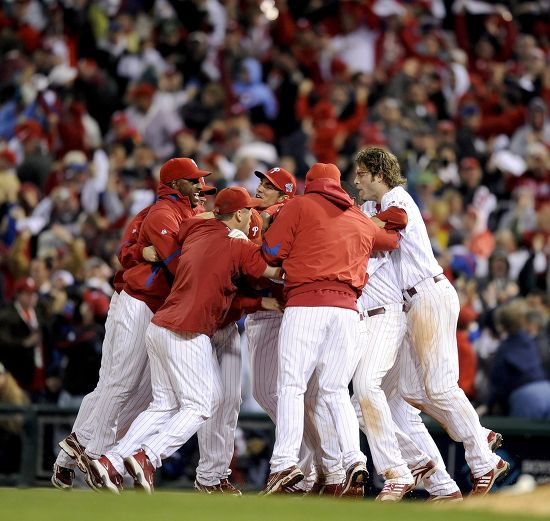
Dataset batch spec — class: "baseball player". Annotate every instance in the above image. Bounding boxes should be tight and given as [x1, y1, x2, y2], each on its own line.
[353, 146, 509, 496]
[260, 163, 400, 495]
[52, 204, 159, 489]
[59, 158, 209, 485]
[85, 187, 280, 493]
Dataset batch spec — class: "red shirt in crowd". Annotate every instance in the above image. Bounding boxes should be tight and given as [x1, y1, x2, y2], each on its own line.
[123, 185, 196, 312]
[262, 178, 400, 310]
[152, 219, 267, 337]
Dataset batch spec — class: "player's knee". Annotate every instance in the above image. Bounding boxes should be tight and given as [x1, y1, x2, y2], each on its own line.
[424, 385, 458, 404]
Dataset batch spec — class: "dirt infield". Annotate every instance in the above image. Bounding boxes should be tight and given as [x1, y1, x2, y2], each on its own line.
[456, 485, 550, 518]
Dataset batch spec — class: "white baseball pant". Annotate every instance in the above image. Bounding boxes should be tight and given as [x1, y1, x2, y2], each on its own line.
[55, 292, 153, 468]
[270, 306, 365, 474]
[352, 303, 414, 482]
[382, 348, 460, 496]
[399, 277, 500, 478]
[246, 312, 343, 485]
[105, 323, 223, 474]
[80, 291, 153, 458]
[195, 323, 241, 485]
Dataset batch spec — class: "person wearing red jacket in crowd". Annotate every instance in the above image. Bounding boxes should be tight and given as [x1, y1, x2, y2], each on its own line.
[58, 158, 209, 488]
[260, 163, 400, 496]
[86, 187, 281, 494]
[296, 79, 368, 164]
[52, 205, 160, 489]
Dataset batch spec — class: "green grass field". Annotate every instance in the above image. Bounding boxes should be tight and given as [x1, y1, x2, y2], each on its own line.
[0, 489, 548, 521]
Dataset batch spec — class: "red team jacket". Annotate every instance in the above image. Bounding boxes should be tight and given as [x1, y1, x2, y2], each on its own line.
[262, 178, 400, 310]
[123, 185, 196, 312]
[113, 205, 152, 293]
[152, 218, 267, 337]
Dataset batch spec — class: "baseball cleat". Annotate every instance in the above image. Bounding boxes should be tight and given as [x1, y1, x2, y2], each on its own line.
[260, 465, 304, 495]
[427, 491, 463, 502]
[58, 433, 88, 474]
[89, 456, 124, 494]
[376, 479, 414, 502]
[220, 478, 243, 496]
[487, 431, 503, 452]
[194, 480, 224, 494]
[340, 462, 368, 497]
[124, 449, 155, 494]
[51, 464, 75, 490]
[470, 459, 510, 496]
[410, 459, 437, 487]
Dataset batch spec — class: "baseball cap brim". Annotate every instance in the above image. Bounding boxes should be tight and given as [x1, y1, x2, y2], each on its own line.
[255, 170, 277, 186]
[200, 184, 217, 195]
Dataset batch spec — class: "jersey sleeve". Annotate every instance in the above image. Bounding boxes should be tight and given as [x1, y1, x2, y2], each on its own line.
[238, 241, 268, 279]
[372, 227, 400, 252]
[261, 199, 298, 265]
[140, 207, 182, 275]
[118, 242, 142, 269]
[375, 207, 408, 231]
[248, 209, 263, 245]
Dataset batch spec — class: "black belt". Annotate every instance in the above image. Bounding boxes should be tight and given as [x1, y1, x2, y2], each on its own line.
[360, 303, 407, 319]
[405, 274, 446, 298]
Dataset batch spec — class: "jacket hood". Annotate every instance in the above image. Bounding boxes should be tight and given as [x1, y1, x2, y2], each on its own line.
[304, 178, 354, 208]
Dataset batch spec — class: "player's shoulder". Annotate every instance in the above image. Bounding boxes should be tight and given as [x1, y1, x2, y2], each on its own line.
[382, 186, 414, 209]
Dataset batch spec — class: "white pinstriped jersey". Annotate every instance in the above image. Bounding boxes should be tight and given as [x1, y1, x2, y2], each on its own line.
[380, 187, 442, 290]
[359, 202, 403, 310]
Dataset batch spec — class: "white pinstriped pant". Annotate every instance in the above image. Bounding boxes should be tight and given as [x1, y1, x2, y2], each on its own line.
[246, 312, 340, 484]
[55, 291, 153, 467]
[195, 323, 241, 485]
[270, 306, 365, 474]
[399, 277, 500, 478]
[352, 304, 414, 482]
[343, 304, 460, 494]
[106, 323, 221, 474]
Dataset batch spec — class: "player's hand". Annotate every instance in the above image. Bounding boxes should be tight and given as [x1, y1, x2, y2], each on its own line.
[371, 216, 385, 228]
[142, 245, 160, 263]
[261, 297, 283, 313]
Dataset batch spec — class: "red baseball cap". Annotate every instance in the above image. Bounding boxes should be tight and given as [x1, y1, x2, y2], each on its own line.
[160, 158, 212, 185]
[14, 277, 37, 294]
[214, 187, 263, 214]
[199, 176, 216, 195]
[305, 163, 341, 184]
[460, 157, 480, 170]
[254, 167, 297, 197]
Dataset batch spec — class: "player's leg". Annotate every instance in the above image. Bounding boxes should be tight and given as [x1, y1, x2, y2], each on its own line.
[83, 291, 153, 458]
[353, 306, 413, 486]
[269, 307, 323, 474]
[316, 308, 365, 473]
[196, 323, 242, 487]
[246, 312, 281, 420]
[303, 372, 345, 488]
[404, 281, 502, 480]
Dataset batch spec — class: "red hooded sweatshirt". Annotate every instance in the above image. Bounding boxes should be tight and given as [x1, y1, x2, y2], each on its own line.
[123, 185, 196, 312]
[152, 219, 267, 336]
[113, 205, 153, 293]
[262, 178, 399, 310]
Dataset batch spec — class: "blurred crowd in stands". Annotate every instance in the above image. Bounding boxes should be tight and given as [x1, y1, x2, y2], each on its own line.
[0, 0, 549, 473]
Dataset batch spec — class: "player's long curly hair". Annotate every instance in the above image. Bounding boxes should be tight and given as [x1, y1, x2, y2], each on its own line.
[354, 146, 406, 189]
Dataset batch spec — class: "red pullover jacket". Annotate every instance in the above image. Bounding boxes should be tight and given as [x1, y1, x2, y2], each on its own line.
[262, 178, 399, 310]
[123, 184, 196, 312]
[113, 205, 152, 293]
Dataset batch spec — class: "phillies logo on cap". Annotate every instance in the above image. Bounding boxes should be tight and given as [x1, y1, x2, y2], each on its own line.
[270, 167, 281, 173]
[285, 183, 293, 193]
